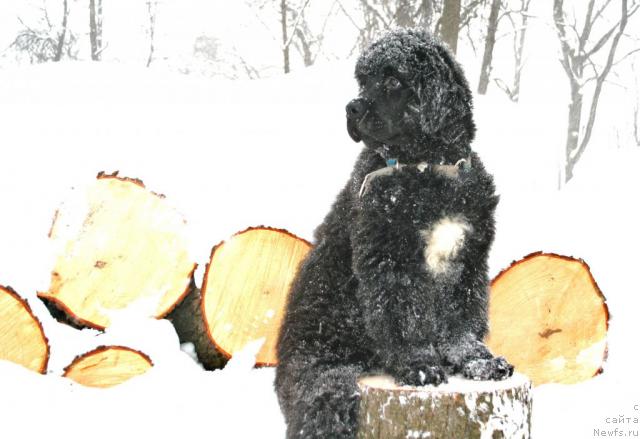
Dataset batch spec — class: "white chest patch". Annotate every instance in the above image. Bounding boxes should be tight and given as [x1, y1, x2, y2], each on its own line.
[421, 216, 472, 275]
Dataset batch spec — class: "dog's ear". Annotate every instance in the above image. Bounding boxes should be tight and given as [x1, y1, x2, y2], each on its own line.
[417, 45, 474, 137]
[347, 118, 362, 142]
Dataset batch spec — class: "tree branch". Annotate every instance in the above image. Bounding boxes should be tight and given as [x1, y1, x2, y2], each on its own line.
[283, 0, 312, 50]
[573, 0, 631, 164]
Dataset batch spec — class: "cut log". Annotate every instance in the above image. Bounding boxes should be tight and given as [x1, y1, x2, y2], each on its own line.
[38, 172, 196, 329]
[0, 285, 49, 373]
[169, 282, 227, 370]
[63, 345, 153, 388]
[170, 227, 311, 367]
[486, 252, 608, 386]
[357, 373, 532, 439]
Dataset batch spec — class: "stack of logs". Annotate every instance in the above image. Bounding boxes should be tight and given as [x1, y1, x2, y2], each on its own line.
[0, 173, 609, 436]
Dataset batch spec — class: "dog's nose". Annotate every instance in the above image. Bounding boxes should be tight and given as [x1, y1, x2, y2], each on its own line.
[346, 99, 366, 119]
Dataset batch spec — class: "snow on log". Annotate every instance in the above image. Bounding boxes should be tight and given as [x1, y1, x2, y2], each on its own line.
[357, 373, 532, 439]
[170, 227, 311, 367]
[0, 285, 49, 373]
[486, 252, 608, 386]
[63, 345, 153, 388]
[38, 172, 196, 329]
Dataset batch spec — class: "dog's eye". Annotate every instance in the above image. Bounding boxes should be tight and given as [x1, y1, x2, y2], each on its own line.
[384, 77, 401, 90]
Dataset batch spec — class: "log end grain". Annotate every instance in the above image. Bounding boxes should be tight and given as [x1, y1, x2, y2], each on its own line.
[487, 252, 608, 386]
[63, 345, 153, 388]
[38, 174, 196, 329]
[200, 227, 312, 366]
[0, 285, 49, 374]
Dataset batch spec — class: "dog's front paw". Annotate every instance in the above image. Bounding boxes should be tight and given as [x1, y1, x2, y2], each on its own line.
[462, 356, 514, 381]
[394, 364, 447, 387]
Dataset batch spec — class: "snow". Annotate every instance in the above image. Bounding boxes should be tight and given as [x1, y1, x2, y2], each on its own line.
[0, 26, 639, 439]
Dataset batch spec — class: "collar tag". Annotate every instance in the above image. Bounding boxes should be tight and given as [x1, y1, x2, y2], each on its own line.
[386, 158, 399, 168]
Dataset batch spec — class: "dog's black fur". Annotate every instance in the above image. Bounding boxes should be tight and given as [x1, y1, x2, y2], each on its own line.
[275, 29, 513, 439]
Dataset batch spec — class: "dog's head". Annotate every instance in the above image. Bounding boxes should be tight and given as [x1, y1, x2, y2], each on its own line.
[346, 29, 475, 159]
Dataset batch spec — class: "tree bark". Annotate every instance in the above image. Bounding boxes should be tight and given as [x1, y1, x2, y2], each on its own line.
[146, 0, 156, 67]
[280, 0, 290, 73]
[54, 0, 69, 62]
[564, 82, 583, 182]
[168, 283, 228, 370]
[511, 1, 530, 102]
[420, 0, 436, 31]
[357, 374, 532, 438]
[439, 0, 461, 53]
[477, 0, 501, 94]
[395, 0, 414, 27]
[89, 0, 103, 61]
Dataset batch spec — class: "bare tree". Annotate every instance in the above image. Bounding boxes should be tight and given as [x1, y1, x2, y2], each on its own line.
[54, 0, 70, 61]
[439, 0, 462, 52]
[477, 0, 501, 94]
[553, 0, 639, 183]
[11, 3, 76, 63]
[89, 0, 103, 61]
[500, 0, 532, 101]
[633, 63, 640, 147]
[352, 0, 445, 51]
[280, 0, 291, 73]
[146, 0, 158, 67]
[290, 1, 330, 67]
[635, 100, 640, 147]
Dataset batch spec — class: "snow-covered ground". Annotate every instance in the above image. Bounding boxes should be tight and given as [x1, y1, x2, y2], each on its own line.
[0, 53, 638, 438]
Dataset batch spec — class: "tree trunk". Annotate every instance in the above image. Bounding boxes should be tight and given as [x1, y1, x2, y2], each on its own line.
[63, 346, 153, 388]
[439, 0, 461, 53]
[420, 0, 436, 31]
[564, 83, 583, 183]
[38, 172, 196, 330]
[89, 0, 102, 61]
[280, 0, 290, 73]
[512, 0, 531, 102]
[486, 252, 608, 386]
[54, 0, 69, 62]
[477, 0, 501, 94]
[0, 285, 50, 374]
[357, 374, 532, 438]
[170, 227, 311, 369]
[395, 0, 414, 27]
[146, 0, 156, 67]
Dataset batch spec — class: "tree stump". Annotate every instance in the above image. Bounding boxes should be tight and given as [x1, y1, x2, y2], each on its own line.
[486, 252, 608, 385]
[357, 373, 532, 439]
[170, 227, 311, 367]
[0, 285, 49, 373]
[38, 172, 196, 329]
[63, 345, 153, 388]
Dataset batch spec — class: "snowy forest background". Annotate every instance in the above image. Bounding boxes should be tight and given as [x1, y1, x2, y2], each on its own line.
[0, 1, 639, 438]
[2, 0, 639, 185]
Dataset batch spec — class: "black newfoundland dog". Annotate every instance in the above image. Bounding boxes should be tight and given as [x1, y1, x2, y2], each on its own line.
[275, 29, 513, 439]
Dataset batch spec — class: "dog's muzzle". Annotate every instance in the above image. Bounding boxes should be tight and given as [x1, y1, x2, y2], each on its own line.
[346, 98, 367, 142]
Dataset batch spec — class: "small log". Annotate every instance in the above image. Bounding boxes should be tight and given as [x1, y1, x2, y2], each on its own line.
[357, 373, 532, 439]
[38, 172, 196, 329]
[63, 345, 153, 388]
[170, 227, 311, 367]
[0, 285, 49, 373]
[486, 252, 608, 385]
